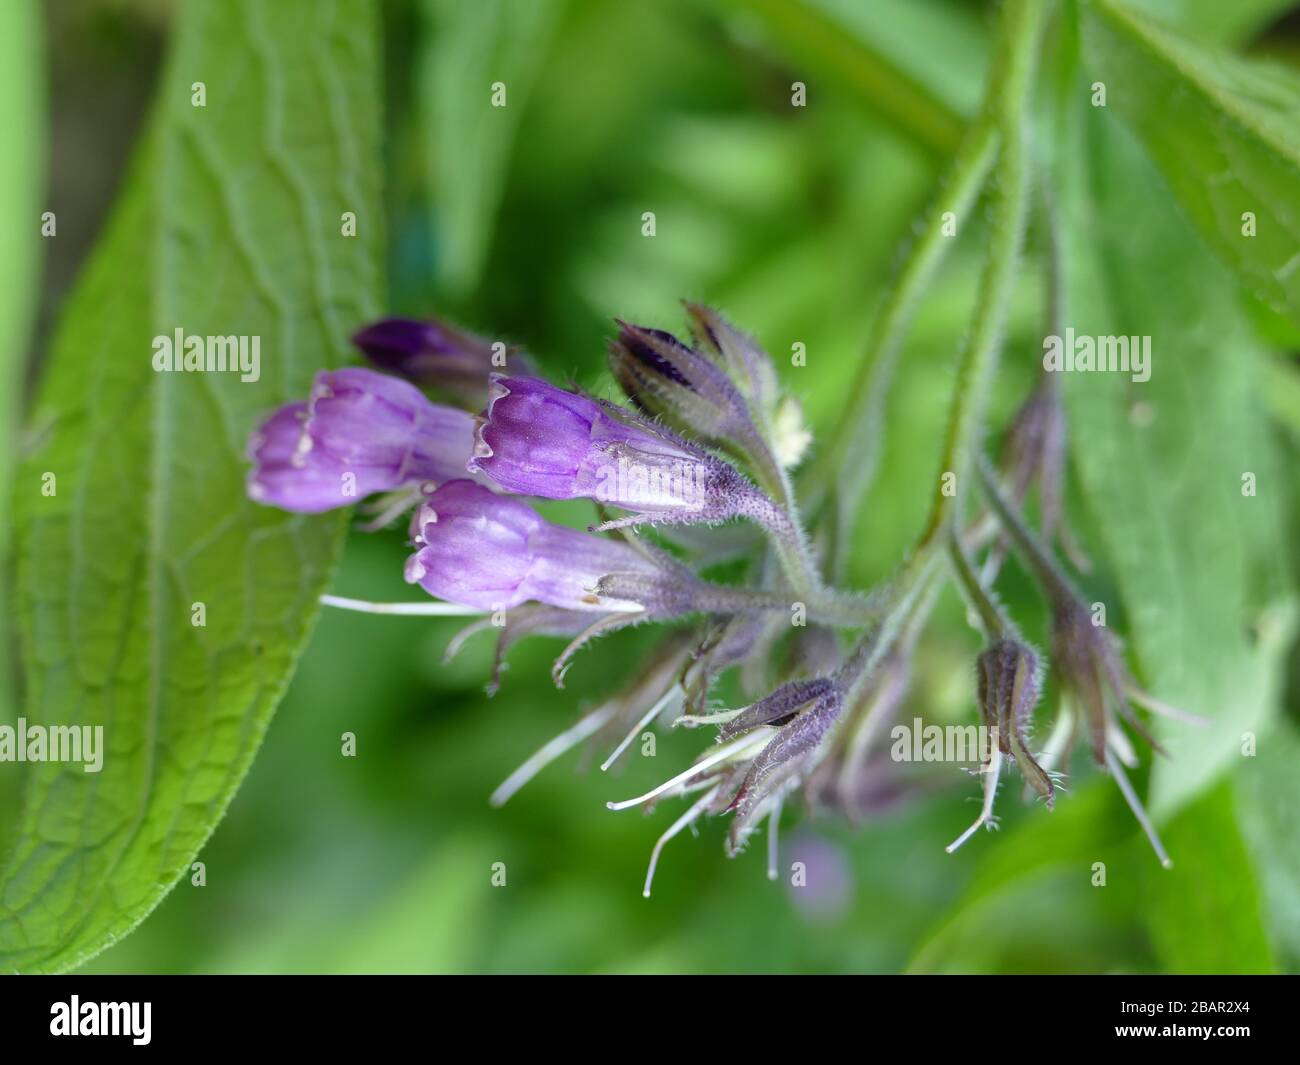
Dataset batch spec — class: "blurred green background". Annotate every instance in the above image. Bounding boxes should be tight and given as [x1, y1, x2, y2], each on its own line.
[11, 0, 1300, 973]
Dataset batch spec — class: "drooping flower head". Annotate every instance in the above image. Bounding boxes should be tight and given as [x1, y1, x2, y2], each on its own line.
[255, 299, 1201, 892]
[247, 367, 476, 513]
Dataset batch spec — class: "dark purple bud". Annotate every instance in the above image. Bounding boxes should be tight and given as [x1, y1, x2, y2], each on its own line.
[404, 479, 662, 611]
[978, 638, 1053, 805]
[247, 368, 476, 513]
[608, 320, 757, 445]
[804, 644, 914, 821]
[683, 302, 778, 410]
[352, 316, 532, 406]
[469, 375, 760, 523]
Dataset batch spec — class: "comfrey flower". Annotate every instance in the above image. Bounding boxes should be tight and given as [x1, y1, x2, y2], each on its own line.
[245, 299, 1200, 893]
[247, 367, 476, 514]
[469, 374, 771, 528]
[352, 315, 534, 407]
[404, 479, 662, 613]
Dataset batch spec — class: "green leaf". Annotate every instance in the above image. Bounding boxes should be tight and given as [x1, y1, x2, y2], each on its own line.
[1083, 0, 1300, 329]
[0, 0, 383, 973]
[1120, 0, 1294, 45]
[0, 0, 43, 867]
[1145, 782, 1275, 972]
[1235, 722, 1300, 969]
[907, 784, 1149, 974]
[720, 0, 977, 155]
[1055, 94, 1292, 816]
[1060, 118, 1290, 814]
[419, 0, 563, 299]
[1262, 356, 1300, 440]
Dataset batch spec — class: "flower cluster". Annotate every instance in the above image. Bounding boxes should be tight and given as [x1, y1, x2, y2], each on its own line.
[246, 307, 1196, 893]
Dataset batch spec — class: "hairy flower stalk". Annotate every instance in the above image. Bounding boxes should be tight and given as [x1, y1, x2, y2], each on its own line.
[979, 189, 1090, 581]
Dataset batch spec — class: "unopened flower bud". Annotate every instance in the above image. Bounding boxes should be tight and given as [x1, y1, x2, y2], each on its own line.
[977, 638, 1053, 805]
[608, 319, 758, 448]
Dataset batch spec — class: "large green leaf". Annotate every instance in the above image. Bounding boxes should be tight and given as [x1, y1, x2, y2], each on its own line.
[1146, 782, 1275, 972]
[0, 0, 383, 973]
[1236, 721, 1300, 970]
[1084, 0, 1300, 329]
[0, 0, 43, 867]
[1056, 97, 1291, 818]
[1048, 41, 1292, 970]
[906, 784, 1146, 973]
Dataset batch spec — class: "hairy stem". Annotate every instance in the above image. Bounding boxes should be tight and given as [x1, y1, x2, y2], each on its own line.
[916, 0, 1045, 553]
[976, 454, 1079, 604]
[947, 531, 1010, 640]
[744, 487, 826, 598]
[690, 578, 882, 629]
[809, 108, 999, 575]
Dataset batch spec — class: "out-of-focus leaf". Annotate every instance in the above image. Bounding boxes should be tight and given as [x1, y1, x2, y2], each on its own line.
[209, 837, 491, 974]
[1084, 0, 1300, 329]
[0, 0, 43, 865]
[719, 0, 979, 155]
[1236, 722, 1300, 969]
[1145, 781, 1275, 972]
[1263, 357, 1300, 439]
[419, 0, 563, 299]
[1055, 95, 1292, 816]
[1122, 0, 1295, 45]
[907, 783, 1149, 974]
[0, 0, 383, 973]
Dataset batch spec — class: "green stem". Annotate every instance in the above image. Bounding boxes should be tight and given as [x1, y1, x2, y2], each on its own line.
[808, 108, 998, 538]
[749, 492, 826, 597]
[916, 0, 1045, 552]
[840, 549, 945, 707]
[693, 579, 883, 629]
[976, 454, 1079, 605]
[947, 531, 1010, 640]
